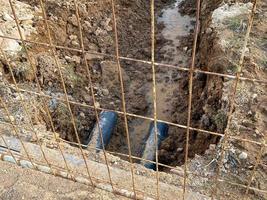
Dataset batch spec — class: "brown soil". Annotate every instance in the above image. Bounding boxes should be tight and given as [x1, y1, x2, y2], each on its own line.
[0, 0, 226, 166]
[0, 0, 266, 199]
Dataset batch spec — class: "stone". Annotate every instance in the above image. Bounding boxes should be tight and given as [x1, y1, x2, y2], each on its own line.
[83, 21, 94, 34]
[72, 55, 81, 64]
[187, 49, 192, 55]
[95, 101, 100, 108]
[21, 19, 33, 26]
[71, 40, 79, 47]
[110, 156, 120, 163]
[64, 56, 72, 62]
[95, 27, 107, 36]
[101, 18, 112, 31]
[239, 152, 248, 160]
[0, 31, 22, 53]
[206, 27, 212, 34]
[2, 13, 13, 21]
[170, 167, 184, 177]
[80, 112, 85, 118]
[85, 52, 104, 61]
[209, 144, 216, 150]
[252, 93, 258, 102]
[243, 47, 250, 55]
[18, 13, 34, 21]
[69, 35, 78, 40]
[102, 89, 109, 96]
[5, 115, 15, 122]
[84, 94, 91, 102]
[183, 46, 188, 52]
[69, 14, 78, 26]
[49, 98, 58, 110]
[201, 114, 210, 127]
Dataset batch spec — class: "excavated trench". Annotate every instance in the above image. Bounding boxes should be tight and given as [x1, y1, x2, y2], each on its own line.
[102, 0, 223, 168]
[1, 0, 224, 169]
[108, 0, 197, 163]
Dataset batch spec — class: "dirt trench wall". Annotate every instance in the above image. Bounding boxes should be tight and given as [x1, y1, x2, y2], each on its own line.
[158, 0, 226, 167]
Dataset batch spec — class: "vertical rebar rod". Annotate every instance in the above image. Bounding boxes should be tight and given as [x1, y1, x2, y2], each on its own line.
[182, 0, 201, 199]
[72, 0, 114, 191]
[110, 0, 137, 198]
[150, 0, 160, 199]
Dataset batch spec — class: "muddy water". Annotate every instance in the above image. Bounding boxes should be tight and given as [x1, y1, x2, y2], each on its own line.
[127, 0, 194, 157]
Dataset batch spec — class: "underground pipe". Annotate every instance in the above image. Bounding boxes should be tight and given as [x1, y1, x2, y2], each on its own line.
[85, 111, 118, 151]
[141, 121, 169, 170]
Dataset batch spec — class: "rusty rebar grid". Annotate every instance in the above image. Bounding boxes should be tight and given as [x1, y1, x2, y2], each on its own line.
[0, 0, 265, 199]
[150, 0, 161, 198]
[0, 34, 266, 85]
[2, 83, 266, 147]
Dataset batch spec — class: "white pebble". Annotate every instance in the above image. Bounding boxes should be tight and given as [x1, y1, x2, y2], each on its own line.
[239, 152, 248, 160]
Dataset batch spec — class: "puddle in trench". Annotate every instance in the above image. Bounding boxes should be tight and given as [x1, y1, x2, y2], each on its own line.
[124, 0, 194, 158]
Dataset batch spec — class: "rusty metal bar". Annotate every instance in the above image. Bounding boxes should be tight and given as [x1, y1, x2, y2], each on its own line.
[3, 84, 265, 147]
[110, 0, 137, 198]
[0, 34, 266, 85]
[72, 0, 115, 191]
[150, 0, 160, 199]
[183, 0, 201, 198]
[0, 0, 265, 199]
